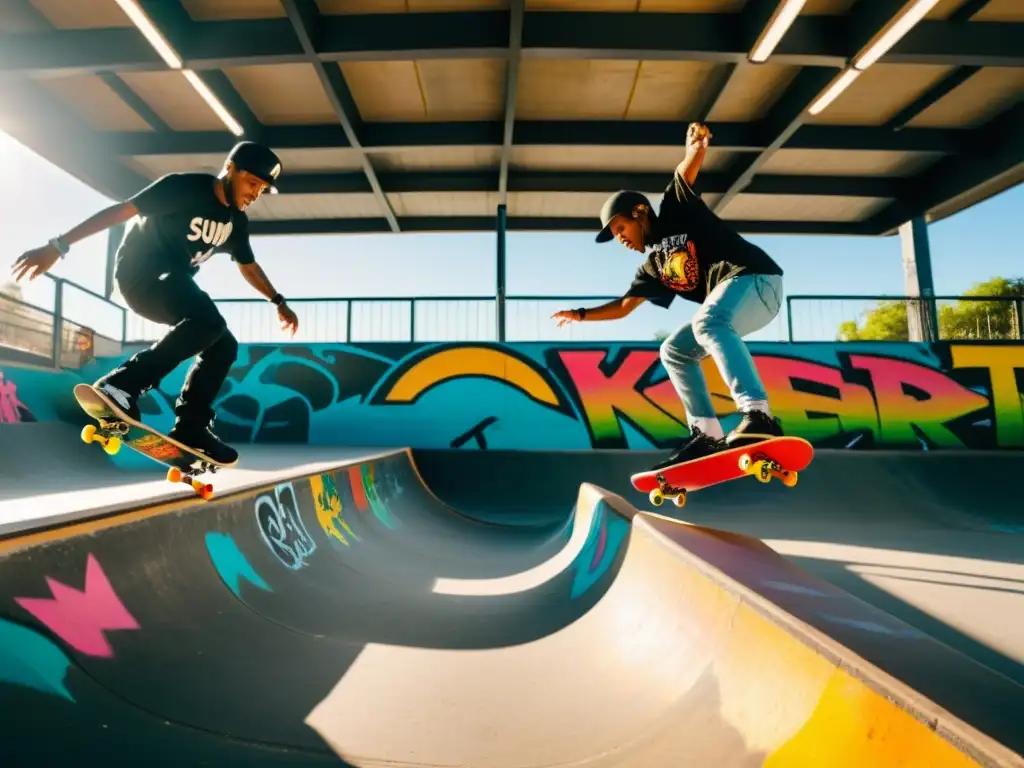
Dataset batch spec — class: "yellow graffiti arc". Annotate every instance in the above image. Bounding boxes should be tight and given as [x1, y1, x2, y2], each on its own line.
[384, 347, 561, 408]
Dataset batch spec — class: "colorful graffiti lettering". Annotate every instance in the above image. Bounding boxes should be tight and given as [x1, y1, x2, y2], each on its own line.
[205, 532, 272, 598]
[311, 473, 357, 548]
[13, 554, 139, 658]
[0, 372, 32, 423]
[255, 482, 317, 570]
[10, 340, 1024, 451]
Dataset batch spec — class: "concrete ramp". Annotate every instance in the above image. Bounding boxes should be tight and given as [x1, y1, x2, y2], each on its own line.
[0, 450, 1021, 767]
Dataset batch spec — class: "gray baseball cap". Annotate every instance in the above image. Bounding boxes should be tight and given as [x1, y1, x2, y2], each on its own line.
[595, 190, 652, 243]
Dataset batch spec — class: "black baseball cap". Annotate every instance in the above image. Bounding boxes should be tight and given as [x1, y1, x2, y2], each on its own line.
[595, 190, 653, 242]
[227, 141, 282, 193]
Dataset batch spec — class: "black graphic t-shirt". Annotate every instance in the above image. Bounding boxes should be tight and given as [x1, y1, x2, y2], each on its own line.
[624, 172, 782, 307]
[114, 173, 255, 289]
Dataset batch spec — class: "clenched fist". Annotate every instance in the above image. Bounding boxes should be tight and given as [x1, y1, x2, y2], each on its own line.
[686, 122, 712, 151]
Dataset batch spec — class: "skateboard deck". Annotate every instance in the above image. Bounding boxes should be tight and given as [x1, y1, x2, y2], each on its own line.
[73, 383, 232, 500]
[630, 436, 814, 509]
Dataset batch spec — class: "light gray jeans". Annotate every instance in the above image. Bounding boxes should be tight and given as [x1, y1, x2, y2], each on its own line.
[659, 273, 782, 422]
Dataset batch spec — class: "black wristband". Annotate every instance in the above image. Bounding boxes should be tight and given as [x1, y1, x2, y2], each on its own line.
[576, 307, 586, 320]
[271, 293, 285, 306]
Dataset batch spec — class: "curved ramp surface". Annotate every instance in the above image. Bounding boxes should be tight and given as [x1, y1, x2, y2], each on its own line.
[0, 450, 1021, 767]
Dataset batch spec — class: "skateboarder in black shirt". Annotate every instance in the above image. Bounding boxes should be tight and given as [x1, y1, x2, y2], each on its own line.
[552, 123, 785, 471]
[10, 141, 299, 465]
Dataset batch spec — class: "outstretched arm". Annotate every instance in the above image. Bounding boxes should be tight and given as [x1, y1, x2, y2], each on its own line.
[9, 202, 137, 281]
[552, 296, 646, 326]
[675, 122, 712, 188]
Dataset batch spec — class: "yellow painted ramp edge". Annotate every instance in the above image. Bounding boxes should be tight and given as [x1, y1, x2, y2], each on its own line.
[587, 483, 1023, 768]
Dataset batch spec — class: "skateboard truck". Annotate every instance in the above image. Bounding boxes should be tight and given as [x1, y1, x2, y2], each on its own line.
[738, 452, 799, 487]
[649, 474, 688, 508]
[81, 423, 124, 455]
[166, 467, 216, 501]
[79, 413, 218, 500]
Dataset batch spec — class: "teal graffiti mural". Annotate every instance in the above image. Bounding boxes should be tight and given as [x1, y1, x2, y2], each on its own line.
[6, 340, 1024, 450]
[0, 618, 74, 701]
[205, 532, 272, 598]
[570, 501, 630, 600]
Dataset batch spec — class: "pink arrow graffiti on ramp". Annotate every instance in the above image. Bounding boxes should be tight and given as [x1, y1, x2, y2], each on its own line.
[15, 554, 140, 657]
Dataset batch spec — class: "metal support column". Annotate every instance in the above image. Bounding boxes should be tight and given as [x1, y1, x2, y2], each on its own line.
[496, 204, 507, 342]
[899, 216, 938, 342]
[51, 278, 64, 368]
[104, 222, 125, 299]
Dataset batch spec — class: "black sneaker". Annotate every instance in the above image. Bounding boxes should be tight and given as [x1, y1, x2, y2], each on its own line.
[93, 377, 142, 423]
[168, 419, 239, 466]
[649, 426, 725, 471]
[725, 409, 783, 448]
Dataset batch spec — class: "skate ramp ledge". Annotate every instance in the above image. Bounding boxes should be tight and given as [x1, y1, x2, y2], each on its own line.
[308, 482, 1022, 768]
[0, 445, 408, 549]
[430, 483, 639, 597]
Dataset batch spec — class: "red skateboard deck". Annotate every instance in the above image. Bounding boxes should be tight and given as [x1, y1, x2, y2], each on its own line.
[72, 383, 232, 500]
[630, 436, 814, 509]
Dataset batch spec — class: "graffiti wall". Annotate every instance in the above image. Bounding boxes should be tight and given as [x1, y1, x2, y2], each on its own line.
[5, 340, 1024, 450]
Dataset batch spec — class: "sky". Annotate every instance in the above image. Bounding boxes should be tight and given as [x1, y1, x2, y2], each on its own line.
[1, 128, 1021, 346]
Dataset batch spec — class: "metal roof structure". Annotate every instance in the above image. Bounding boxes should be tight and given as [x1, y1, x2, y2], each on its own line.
[0, 0, 1021, 239]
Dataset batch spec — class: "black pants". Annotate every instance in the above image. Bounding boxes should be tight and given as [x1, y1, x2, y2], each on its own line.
[108, 271, 238, 426]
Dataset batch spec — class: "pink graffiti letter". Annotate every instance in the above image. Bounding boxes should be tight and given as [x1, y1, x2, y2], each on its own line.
[558, 350, 685, 445]
[15, 554, 140, 657]
[0, 372, 29, 424]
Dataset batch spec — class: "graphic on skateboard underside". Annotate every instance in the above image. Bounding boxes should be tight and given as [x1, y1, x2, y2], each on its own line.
[631, 436, 813, 509]
[73, 383, 226, 500]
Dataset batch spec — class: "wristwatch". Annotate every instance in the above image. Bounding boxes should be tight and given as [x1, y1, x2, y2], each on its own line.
[49, 236, 69, 258]
[270, 293, 285, 306]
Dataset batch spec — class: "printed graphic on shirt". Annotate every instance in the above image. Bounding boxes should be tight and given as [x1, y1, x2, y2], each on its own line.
[187, 217, 234, 266]
[653, 236, 699, 293]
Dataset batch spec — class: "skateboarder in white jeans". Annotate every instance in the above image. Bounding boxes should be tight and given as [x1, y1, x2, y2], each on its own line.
[552, 123, 785, 472]
[9, 141, 299, 465]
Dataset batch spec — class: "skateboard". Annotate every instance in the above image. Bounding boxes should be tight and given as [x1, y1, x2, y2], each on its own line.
[72, 383, 232, 500]
[630, 436, 814, 509]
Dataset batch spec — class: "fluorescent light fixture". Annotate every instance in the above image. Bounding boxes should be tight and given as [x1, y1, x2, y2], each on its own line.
[113, 0, 181, 69]
[807, 68, 861, 115]
[853, 0, 942, 70]
[749, 0, 808, 63]
[113, 0, 244, 136]
[183, 70, 245, 137]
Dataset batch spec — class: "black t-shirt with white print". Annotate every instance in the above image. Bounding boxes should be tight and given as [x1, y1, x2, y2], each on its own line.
[624, 171, 782, 308]
[114, 173, 256, 290]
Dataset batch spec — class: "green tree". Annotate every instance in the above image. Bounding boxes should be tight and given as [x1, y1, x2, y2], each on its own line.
[938, 277, 1024, 340]
[653, 330, 670, 341]
[837, 277, 1024, 341]
[837, 300, 908, 341]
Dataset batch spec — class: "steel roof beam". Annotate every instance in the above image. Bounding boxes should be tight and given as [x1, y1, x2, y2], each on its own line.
[2, 13, 1020, 77]
[867, 101, 1024, 235]
[712, 0, 929, 216]
[248, 216, 869, 237]
[271, 170, 903, 198]
[104, 121, 965, 156]
[498, 0, 525, 205]
[281, 0, 400, 233]
[133, 0, 263, 137]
